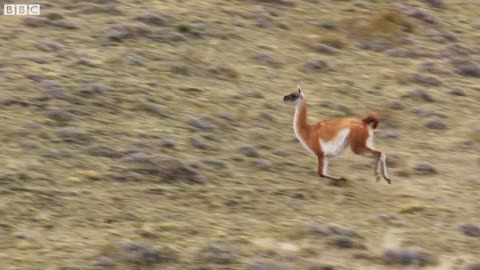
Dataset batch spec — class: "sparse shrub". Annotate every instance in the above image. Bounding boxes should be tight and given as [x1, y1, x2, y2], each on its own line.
[383, 247, 437, 266]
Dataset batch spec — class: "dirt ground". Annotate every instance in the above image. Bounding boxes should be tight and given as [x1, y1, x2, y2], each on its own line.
[0, 0, 479, 269]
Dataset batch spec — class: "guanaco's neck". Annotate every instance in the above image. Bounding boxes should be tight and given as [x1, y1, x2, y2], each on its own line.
[293, 99, 314, 154]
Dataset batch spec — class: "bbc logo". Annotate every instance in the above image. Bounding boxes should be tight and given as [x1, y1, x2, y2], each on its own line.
[3, 4, 41, 15]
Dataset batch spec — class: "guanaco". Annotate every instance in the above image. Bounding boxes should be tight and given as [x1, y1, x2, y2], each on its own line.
[283, 86, 391, 184]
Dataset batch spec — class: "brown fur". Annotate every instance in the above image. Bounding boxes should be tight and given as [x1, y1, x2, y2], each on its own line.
[285, 89, 391, 184]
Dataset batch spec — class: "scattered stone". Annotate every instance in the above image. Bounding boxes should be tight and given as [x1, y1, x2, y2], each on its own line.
[124, 152, 149, 163]
[406, 7, 437, 24]
[326, 223, 360, 238]
[36, 40, 63, 52]
[170, 63, 189, 75]
[43, 12, 64, 20]
[135, 11, 171, 26]
[390, 101, 405, 110]
[56, 127, 89, 143]
[448, 87, 466, 96]
[357, 38, 391, 52]
[161, 139, 175, 148]
[375, 130, 400, 139]
[47, 108, 73, 122]
[239, 145, 259, 158]
[251, 52, 281, 68]
[120, 242, 175, 265]
[249, 259, 291, 270]
[455, 62, 480, 78]
[409, 73, 442, 86]
[43, 80, 65, 98]
[308, 262, 335, 270]
[425, 119, 447, 130]
[467, 263, 480, 270]
[404, 88, 435, 102]
[383, 247, 437, 266]
[188, 117, 215, 131]
[81, 83, 105, 95]
[332, 236, 354, 249]
[49, 19, 79, 29]
[140, 101, 169, 118]
[194, 242, 238, 265]
[414, 163, 437, 175]
[302, 60, 329, 72]
[191, 137, 210, 150]
[311, 43, 338, 55]
[425, 0, 445, 8]
[95, 256, 114, 267]
[105, 25, 129, 41]
[76, 58, 97, 67]
[252, 159, 272, 170]
[14, 231, 33, 240]
[23, 17, 49, 27]
[87, 145, 122, 158]
[147, 158, 203, 183]
[385, 48, 411, 57]
[458, 224, 480, 237]
[305, 222, 331, 236]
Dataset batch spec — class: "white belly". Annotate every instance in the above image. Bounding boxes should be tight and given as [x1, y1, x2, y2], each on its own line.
[319, 129, 350, 157]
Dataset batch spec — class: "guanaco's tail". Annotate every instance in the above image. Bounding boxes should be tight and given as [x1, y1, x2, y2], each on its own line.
[362, 115, 379, 129]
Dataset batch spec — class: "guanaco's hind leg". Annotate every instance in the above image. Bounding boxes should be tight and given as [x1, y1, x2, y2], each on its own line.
[353, 146, 391, 184]
[317, 155, 347, 182]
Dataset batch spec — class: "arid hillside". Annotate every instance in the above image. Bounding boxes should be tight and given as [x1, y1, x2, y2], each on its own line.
[0, 0, 479, 269]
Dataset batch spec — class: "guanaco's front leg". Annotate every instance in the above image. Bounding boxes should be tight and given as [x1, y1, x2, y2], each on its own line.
[317, 155, 347, 182]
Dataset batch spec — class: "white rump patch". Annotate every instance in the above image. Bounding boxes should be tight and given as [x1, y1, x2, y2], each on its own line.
[366, 128, 374, 148]
[319, 129, 350, 157]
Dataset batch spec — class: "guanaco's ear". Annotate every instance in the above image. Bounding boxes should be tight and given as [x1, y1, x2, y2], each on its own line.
[297, 85, 302, 94]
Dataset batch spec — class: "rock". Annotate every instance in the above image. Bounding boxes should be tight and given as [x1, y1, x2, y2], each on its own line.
[425, 119, 447, 130]
[409, 73, 442, 86]
[43, 12, 64, 20]
[49, 19, 79, 29]
[414, 163, 437, 175]
[389, 101, 404, 110]
[302, 60, 329, 72]
[188, 117, 215, 131]
[358, 38, 391, 52]
[56, 127, 89, 143]
[455, 62, 480, 78]
[170, 63, 189, 75]
[87, 145, 122, 158]
[308, 262, 335, 270]
[239, 145, 259, 158]
[36, 40, 63, 52]
[305, 222, 331, 236]
[23, 17, 49, 27]
[251, 52, 281, 68]
[332, 236, 354, 249]
[467, 263, 480, 270]
[385, 48, 411, 57]
[194, 242, 238, 265]
[191, 137, 210, 150]
[161, 139, 175, 148]
[105, 26, 129, 41]
[311, 43, 338, 55]
[81, 83, 105, 95]
[404, 88, 435, 102]
[124, 152, 149, 163]
[140, 101, 169, 118]
[458, 224, 480, 237]
[43, 80, 65, 98]
[120, 242, 175, 265]
[135, 11, 171, 26]
[25, 73, 43, 82]
[14, 231, 33, 240]
[152, 159, 203, 183]
[249, 259, 291, 270]
[47, 108, 73, 122]
[375, 130, 400, 139]
[327, 223, 360, 238]
[95, 256, 114, 267]
[76, 58, 97, 67]
[252, 159, 272, 170]
[448, 87, 466, 96]
[383, 247, 437, 266]
[406, 8, 437, 24]
[425, 0, 445, 8]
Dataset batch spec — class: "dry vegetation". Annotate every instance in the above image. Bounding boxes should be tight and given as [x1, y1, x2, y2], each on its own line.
[0, 0, 479, 269]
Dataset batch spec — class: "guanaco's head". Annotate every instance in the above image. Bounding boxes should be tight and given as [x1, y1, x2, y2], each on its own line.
[283, 85, 304, 104]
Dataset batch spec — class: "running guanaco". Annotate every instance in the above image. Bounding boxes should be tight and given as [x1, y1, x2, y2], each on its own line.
[283, 86, 391, 184]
